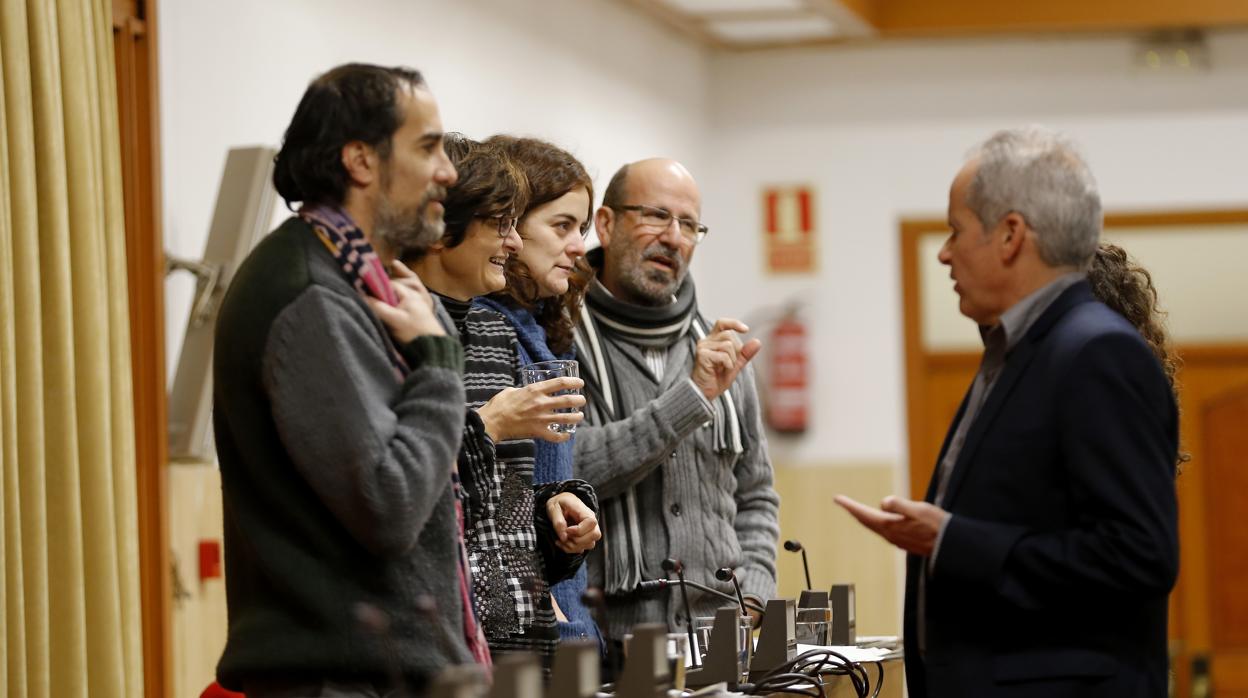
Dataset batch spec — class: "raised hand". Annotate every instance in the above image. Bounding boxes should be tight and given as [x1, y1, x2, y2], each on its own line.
[833, 495, 949, 557]
[690, 318, 763, 401]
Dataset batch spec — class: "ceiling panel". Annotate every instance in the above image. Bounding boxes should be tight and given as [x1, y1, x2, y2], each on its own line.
[707, 15, 838, 41]
[661, 0, 807, 13]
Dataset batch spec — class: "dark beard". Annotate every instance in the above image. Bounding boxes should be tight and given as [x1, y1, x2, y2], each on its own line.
[373, 187, 446, 258]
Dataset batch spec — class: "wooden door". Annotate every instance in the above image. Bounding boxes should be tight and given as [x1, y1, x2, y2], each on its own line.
[1204, 387, 1248, 696]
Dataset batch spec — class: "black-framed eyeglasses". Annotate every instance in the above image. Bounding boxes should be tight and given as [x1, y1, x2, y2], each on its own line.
[475, 213, 519, 237]
[612, 204, 709, 243]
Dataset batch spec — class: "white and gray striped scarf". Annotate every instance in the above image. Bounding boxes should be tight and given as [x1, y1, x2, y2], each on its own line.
[574, 274, 742, 595]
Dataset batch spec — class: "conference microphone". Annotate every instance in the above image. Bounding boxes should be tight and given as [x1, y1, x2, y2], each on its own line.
[714, 567, 749, 618]
[662, 558, 700, 669]
[636, 579, 766, 614]
[783, 539, 813, 590]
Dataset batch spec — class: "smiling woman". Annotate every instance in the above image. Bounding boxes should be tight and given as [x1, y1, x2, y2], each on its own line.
[404, 135, 602, 670]
[404, 135, 528, 299]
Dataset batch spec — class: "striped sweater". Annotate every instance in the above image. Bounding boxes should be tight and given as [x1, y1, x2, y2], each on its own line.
[437, 295, 597, 667]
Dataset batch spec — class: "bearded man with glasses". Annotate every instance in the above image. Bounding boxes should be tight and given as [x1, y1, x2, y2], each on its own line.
[572, 158, 780, 639]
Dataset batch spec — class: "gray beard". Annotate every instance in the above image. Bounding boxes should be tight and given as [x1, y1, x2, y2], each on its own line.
[611, 244, 687, 306]
[618, 267, 681, 305]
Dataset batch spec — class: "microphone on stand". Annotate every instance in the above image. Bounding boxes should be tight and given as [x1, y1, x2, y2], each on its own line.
[784, 539, 813, 590]
[715, 567, 749, 618]
[662, 558, 700, 668]
[635, 579, 766, 614]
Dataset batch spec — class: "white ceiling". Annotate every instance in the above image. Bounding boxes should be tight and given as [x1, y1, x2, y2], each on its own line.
[621, 0, 871, 48]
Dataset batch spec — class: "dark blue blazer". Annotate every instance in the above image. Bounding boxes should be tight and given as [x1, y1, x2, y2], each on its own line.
[904, 281, 1179, 697]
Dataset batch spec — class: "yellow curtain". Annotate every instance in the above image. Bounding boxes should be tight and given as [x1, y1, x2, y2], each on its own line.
[0, 0, 144, 696]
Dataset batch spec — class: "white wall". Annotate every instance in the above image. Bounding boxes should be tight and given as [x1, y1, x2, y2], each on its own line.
[162, 7, 1248, 471]
[160, 0, 709, 378]
[697, 31, 1248, 469]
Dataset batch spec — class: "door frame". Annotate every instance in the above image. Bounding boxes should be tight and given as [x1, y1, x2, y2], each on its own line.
[113, 0, 170, 695]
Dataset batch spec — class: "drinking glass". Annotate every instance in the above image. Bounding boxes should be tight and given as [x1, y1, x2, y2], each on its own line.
[518, 359, 580, 434]
[693, 614, 753, 673]
[795, 606, 832, 645]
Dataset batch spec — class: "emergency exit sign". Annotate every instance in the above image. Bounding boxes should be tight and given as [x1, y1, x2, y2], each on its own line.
[763, 185, 816, 273]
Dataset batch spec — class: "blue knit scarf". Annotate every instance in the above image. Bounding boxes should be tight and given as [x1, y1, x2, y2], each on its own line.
[476, 295, 603, 649]
[475, 297, 573, 486]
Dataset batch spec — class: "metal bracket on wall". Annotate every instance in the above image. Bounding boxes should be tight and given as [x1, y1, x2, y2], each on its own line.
[165, 254, 222, 330]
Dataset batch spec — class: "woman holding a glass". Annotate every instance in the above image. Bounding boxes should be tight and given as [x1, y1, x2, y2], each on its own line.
[475, 135, 604, 652]
[398, 134, 600, 668]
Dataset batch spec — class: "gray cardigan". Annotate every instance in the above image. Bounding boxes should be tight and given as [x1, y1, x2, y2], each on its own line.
[573, 327, 780, 638]
[213, 217, 472, 690]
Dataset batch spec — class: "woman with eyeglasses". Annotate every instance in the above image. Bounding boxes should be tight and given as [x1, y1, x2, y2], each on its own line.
[401, 135, 601, 668]
[475, 135, 603, 651]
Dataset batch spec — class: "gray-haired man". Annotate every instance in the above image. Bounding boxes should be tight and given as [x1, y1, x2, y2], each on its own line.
[837, 127, 1179, 697]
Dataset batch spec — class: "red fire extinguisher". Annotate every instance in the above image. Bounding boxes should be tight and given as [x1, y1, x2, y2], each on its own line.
[767, 310, 809, 434]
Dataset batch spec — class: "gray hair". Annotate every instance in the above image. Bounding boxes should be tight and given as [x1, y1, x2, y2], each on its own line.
[966, 126, 1102, 269]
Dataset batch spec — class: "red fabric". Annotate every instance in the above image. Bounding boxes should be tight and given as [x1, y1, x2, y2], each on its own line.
[200, 682, 244, 698]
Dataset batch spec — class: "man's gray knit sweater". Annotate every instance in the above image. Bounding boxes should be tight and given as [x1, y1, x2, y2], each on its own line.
[213, 217, 472, 690]
[573, 309, 781, 639]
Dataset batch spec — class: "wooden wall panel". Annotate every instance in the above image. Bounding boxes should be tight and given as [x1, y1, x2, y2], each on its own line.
[169, 463, 228, 698]
[1212, 652, 1248, 697]
[774, 463, 901, 636]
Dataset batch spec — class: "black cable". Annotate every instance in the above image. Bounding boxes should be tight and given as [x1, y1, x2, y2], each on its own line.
[747, 646, 883, 698]
[755, 648, 871, 698]
[740, 672, 825, 697]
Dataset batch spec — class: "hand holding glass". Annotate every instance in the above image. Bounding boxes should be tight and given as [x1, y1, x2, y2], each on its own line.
[519, 360, 583, 435]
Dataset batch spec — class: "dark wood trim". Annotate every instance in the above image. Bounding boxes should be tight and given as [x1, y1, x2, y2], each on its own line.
[874, 0, 1248, 37]
[114, 0, 169, 694]
[1103, 209, 1248, 229]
